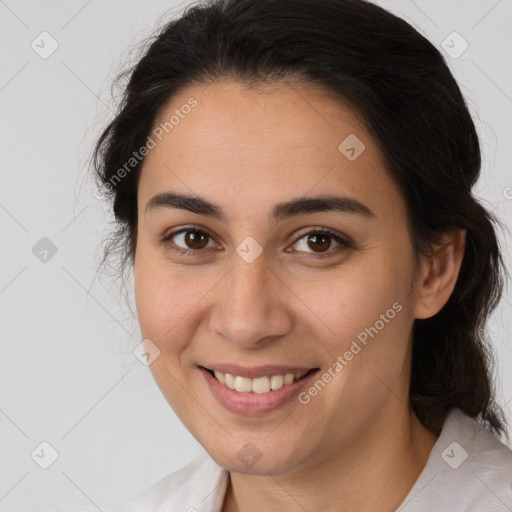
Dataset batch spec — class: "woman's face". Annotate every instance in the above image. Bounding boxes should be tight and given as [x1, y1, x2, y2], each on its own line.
[134, 79, 424, 474]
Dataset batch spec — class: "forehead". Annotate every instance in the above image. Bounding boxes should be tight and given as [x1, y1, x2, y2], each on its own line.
[138, 79, 403, 223]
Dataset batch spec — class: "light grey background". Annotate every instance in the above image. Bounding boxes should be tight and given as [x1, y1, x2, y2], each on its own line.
[1, 1, 511, 510]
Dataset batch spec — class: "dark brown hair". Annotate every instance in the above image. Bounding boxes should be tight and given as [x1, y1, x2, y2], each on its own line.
[92, 0, 508, 439]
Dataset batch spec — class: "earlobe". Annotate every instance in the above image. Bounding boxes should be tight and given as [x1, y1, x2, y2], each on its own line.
[413, 229, 466, 320]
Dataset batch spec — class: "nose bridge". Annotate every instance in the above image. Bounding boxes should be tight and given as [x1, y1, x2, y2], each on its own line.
[210, 248, 291, 347]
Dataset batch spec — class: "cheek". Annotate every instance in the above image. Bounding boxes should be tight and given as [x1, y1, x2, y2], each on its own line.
[133, 248, 218, 354]
[301, 263, 414, 437]
[302, 245, 414, 373]
[311, 266, 407, 335]
[134, 229, 414, 359]
[133, 254, 201, 414]
[134, 249, 181, 345]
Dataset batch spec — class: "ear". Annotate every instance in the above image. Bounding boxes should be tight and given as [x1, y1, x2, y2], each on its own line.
[413, 229, 466, 320]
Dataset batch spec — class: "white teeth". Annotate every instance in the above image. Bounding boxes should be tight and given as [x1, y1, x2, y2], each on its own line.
[211, 369, 308, 393]
[214, 370, 225, 384]
[225, 373, 236, 389]
[284, 373, 295, 385]
[252, 376, 271, 394]
[270, 374, 284, 390]
[234, 376, 252, 392]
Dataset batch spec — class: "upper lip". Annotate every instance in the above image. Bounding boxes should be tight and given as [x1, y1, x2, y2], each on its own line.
[200, 364, 319, 379]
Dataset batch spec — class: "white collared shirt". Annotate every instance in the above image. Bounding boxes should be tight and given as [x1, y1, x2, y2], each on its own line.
[50, 408, 512, 511]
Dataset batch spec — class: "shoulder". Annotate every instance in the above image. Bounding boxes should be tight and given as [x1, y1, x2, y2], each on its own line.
[119, 451, 229, 512]
[455, 409, 512, 509]
[399, 408, 512, 511]
[446, 408, 512, 475]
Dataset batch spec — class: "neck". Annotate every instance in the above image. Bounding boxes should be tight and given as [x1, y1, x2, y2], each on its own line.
[221, 405, 439, 512]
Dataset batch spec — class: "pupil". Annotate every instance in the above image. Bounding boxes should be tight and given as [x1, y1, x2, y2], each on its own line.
[186, 231, 208, 249]
[308, 234, 330, 252]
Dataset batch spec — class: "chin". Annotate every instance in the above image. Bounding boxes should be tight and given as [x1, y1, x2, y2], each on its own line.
[208, 442, 304, 476]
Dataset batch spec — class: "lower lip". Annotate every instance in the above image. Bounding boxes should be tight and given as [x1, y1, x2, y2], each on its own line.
[200, 366, 319, 416]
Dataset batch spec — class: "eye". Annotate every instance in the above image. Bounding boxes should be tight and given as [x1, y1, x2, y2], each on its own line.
[289, 228, 351, 258]
[160, 226, 351, 258]
[161, 227, 218, 256]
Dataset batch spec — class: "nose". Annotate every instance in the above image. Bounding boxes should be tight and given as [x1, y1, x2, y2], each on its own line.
[208, 249, 293, 349]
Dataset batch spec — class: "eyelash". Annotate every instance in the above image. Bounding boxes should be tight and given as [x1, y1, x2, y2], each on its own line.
[159, 225, 352, 259]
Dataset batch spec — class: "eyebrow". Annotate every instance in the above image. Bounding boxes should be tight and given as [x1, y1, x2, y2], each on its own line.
[145, 191, 375, 222]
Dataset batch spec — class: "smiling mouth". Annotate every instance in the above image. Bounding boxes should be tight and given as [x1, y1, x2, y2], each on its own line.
[201, 366, 319, 394]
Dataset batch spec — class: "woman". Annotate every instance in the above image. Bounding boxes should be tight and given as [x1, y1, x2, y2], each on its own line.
[91, 0, 512, 510]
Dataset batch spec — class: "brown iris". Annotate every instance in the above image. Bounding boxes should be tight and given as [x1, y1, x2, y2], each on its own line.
[307, 233, 332, 252]
[183, 230, 209, 250]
